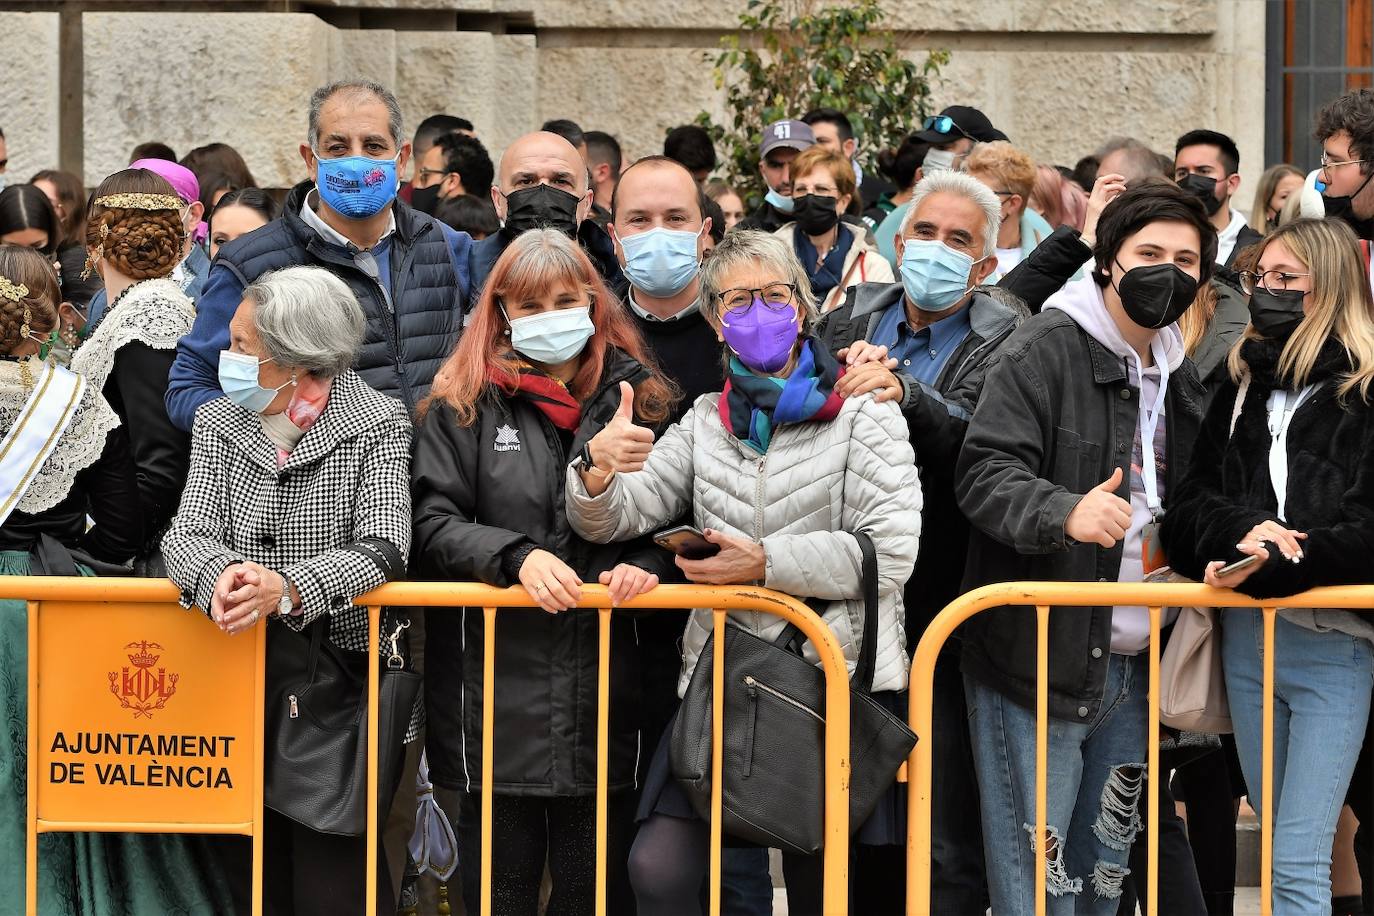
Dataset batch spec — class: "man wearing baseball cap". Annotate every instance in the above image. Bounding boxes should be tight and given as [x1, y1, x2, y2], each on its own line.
[737, 118, 815, 232]
[912, 105, 1008, 176]
[85, 157, 211, 329]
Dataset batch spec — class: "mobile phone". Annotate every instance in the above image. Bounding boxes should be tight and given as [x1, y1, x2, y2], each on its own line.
[653, 525, 721, 560]
[1217, 554, 1261, 577]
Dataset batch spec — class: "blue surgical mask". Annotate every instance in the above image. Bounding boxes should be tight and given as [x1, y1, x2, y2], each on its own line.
[506, 306, 595, 365]
[899, 239, 980, 312]
[764, 187, 795, 213]
[218, 350, 295, 413]
[314, 153, 399, 219]
[619, 226, 703, 298]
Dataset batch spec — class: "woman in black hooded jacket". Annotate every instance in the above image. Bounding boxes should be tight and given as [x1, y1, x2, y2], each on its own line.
[411, 229, 676, 915]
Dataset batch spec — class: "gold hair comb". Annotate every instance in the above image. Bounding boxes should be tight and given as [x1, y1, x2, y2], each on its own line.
[0, 275, 29, 303]
[94, 192, 184, 211]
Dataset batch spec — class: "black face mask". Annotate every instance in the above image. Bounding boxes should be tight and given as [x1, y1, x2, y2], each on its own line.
[1323, 169, 1374, 238]
[1113, 261, 1199, 329]
[792, 194, 841, 236]
[1179, 172, 1224, 216]
[500, 183, 581, 239]
[410, 182, 443, 216]
[1247, 288, 1307, 340]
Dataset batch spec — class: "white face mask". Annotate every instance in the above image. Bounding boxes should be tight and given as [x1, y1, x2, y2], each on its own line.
[504, 306, 595, 365]
[922, 148, 958, 174]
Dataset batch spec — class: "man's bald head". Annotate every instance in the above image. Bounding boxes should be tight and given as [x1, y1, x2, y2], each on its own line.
[613, 155, 705, 223]
[497, 131, 589, 194]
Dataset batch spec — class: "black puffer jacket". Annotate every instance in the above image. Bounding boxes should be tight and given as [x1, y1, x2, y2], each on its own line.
[211, 181, 466, 414]
[413, 349, 673, 795]
[1162, 337, 1374, 598]
[956, 309, 1205, 721]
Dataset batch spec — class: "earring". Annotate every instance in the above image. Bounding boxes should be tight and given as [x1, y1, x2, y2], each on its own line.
[61, 323, 79, 348]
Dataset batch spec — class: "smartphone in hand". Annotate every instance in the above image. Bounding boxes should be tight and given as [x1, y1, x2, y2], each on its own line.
[1217, 553, 1261, 577]
[653, 525, 721, 560]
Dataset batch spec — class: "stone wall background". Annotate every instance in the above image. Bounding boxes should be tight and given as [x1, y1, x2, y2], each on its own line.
[0, 0, 1267, 208]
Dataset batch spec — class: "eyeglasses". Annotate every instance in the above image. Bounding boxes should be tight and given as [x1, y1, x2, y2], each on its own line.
[717, 282, 796, 314]
[922, 116, 971, 140]
[415, 168, 453, 184]
[1239, 269, 1311, 295]
[1319, 152, 1367, 171]
[990, 189, 1016, 199]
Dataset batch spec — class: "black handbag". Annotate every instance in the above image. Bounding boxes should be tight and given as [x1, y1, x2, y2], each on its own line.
[264, 611, 421, 836]
[669, 531, 917, 856]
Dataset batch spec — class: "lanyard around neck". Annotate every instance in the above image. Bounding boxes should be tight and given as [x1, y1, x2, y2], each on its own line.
[1133, 339, 1170, 517]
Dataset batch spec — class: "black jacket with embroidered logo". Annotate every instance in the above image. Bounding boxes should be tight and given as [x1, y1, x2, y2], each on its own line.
[412, 347, 673, 796]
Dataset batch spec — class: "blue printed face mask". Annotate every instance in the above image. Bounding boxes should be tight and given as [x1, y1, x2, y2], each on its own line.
[314, 152, 400, 219]
[619, 226, 703, 298]
[899, 239, 982, 312]
[764, 187, 796, 213]
[218, 350, 295, 413]
[505, 306, 595, 366]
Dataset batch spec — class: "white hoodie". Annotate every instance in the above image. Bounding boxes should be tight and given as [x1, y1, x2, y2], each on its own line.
[1044, 276, 1185, 653]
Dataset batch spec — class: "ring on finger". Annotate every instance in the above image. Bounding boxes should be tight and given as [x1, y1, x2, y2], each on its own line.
[535, 583, 547, 594]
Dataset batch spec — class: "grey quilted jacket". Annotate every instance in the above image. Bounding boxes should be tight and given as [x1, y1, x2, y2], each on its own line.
[566, 391, 922, 694]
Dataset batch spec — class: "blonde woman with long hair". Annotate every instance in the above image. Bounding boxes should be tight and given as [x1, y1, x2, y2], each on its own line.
[1162, 217, 1374, 914]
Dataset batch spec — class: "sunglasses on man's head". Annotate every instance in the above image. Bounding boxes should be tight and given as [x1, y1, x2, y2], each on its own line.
[922, 116, 972, 140]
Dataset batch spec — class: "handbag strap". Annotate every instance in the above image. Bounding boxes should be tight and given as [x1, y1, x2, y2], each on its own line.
[768, 531, 880, 690]
[850, 530, 880, 693]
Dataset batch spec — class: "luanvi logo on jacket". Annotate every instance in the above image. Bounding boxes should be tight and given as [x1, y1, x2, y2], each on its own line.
[494, 425, 521, 452]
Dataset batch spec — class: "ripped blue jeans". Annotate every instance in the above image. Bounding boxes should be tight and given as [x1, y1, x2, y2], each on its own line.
[966, 653, 1148, 916]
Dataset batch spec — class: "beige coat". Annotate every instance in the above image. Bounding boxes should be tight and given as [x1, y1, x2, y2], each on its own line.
[566, 391, 921, 695]
[775, 222, 896, 313]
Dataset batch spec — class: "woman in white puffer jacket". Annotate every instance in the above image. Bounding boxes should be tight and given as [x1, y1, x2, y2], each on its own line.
[565, 229, 921, 916]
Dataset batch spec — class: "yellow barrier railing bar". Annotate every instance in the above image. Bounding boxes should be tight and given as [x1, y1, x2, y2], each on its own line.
[1147, 604, 1162, 916]
[596, 606, 612, 916]
[354, 581, 852, 916]
[9, 578, 851, 916]
[11, 578, 268, 916]
[1261, 605, 1277, 916]
[710, 607, 726, 916]
[1034, 604, 1048, 914]
[907, 581, 1374, 916]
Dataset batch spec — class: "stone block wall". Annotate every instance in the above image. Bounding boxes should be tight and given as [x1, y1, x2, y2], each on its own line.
[0, 0, 1268, 209]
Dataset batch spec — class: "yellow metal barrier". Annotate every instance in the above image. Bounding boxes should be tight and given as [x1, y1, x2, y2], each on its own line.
[356, 582, 854, 916]
[906, 581, 1374, 916]
[3, 577, 267, 916]
[5, 577, 855, 915]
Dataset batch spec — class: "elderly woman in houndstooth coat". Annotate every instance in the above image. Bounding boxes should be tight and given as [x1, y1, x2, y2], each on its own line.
[161, 265, 413, 916]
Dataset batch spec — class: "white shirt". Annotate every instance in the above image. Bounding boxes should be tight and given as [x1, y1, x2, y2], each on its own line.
[1215, 208, 1249, 266]
[627, 289, 700, 322]
[298, 189, 396, 251]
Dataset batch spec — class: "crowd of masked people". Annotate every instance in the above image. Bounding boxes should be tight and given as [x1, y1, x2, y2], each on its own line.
[3, 77, 1374, 916]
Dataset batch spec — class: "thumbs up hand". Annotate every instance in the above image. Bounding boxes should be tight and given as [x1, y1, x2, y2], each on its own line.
[1064, 466, 1134, 549]
[583, 381, 655, 492]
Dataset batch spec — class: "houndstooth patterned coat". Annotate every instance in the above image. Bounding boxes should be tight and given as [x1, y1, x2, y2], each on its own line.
[162, 369, 412, 651]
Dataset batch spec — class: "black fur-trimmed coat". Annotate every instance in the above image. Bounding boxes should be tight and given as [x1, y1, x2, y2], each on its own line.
[1161, 336, 1374, 598]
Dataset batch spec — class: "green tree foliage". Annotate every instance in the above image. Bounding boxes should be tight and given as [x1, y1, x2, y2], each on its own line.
[696, 0, 949, 207]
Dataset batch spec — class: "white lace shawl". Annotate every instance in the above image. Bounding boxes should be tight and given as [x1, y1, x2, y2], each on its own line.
[70, 278, 195, 394]
[0, 357, 122, 514]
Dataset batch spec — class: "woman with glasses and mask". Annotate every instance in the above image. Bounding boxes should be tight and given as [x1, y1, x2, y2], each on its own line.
[412, 228, 676, 915]
[1163, 217, 1374, 915]
[775, 146, 892, 314]
[566, 229, 920, 915]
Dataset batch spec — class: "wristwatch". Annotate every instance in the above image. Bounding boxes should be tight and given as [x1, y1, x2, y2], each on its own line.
[278, 572, 296, 617]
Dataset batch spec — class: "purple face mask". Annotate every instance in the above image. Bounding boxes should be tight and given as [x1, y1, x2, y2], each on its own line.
[720, 296, 800, 372]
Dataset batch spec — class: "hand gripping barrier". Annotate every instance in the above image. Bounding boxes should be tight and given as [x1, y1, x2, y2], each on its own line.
[906, 581, 1374, 916]
[4, 577, 855, 916]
